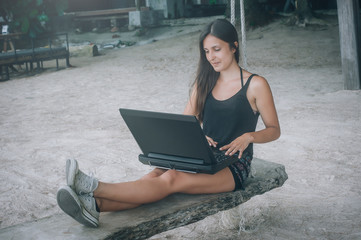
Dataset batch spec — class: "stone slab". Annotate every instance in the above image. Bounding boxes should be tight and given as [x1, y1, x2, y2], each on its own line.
[0, 158, 288, 240]
[129, 10, 160, 27]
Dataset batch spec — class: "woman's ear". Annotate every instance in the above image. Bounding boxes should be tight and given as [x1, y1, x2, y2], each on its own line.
[232, 41, 239, 53]
[234, 41, 239, 48]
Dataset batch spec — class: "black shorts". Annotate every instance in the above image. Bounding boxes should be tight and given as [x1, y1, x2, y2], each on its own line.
[228, 152, 253, 191]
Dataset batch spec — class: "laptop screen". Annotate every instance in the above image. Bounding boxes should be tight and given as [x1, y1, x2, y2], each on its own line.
[119, 108, 213, 163]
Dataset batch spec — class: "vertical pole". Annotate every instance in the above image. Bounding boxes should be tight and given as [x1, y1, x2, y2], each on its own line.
[230, 0, 235, 26]
[336, 0, 361, 90]
[240, 0, 247, 69]
[135, 0, 141, 11]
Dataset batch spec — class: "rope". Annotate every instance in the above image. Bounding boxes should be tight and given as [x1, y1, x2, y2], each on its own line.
[240, 0, 247, 69]
[230, 0, 247, 68]
[230, 0, 235, 25]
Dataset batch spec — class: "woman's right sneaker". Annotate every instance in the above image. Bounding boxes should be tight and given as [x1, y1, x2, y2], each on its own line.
[57, 186, 99, 227]
[66, 159, 98, 196]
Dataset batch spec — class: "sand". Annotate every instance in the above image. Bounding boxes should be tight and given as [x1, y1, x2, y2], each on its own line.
[0, 14, 360, 239]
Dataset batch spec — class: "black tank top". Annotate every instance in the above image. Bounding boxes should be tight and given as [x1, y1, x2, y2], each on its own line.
[202, 70, 260, 156]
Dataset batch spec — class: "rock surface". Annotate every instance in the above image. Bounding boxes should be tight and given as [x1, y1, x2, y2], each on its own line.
[0, 158, 287, 240]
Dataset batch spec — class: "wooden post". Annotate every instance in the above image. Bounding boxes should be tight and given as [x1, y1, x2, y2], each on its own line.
[135, 0, 141, 11]
[337, 0, 361, 90]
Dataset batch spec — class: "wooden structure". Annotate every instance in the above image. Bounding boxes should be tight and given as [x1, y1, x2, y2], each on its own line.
[65, 8, 139, 21]
[0, 33, 70, 81]
[337, 0, 361, 90]
[65, 7, 149, 28]
[0, 158, 287, 240]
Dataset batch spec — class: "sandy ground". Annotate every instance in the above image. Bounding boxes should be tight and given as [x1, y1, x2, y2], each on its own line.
[1, 14, 361, 239]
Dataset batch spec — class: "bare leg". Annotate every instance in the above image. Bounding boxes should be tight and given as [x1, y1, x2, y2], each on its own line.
[94, 175, 173, 204]
[140, 168, 167, 180]
[96, 198, 140, 212]
[95, 168, 168, 212]
[93, 167, 235, 208]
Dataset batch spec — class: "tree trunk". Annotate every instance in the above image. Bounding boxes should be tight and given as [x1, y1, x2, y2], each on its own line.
[135, 0, 141, 11]
[295, 0, 313, 25]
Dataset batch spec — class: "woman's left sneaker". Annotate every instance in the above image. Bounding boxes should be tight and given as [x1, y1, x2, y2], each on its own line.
[57, 186, 99, 227]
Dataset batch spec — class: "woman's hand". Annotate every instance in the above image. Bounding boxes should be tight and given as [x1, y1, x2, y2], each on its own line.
[206, 136, 218, 148]
[219, 133, 254, 158]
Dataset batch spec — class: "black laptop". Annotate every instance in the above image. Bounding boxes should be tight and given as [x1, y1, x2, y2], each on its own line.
[119, 108, 240, 174]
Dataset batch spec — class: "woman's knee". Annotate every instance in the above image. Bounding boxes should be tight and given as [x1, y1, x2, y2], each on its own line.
[159, 169, 182, 190]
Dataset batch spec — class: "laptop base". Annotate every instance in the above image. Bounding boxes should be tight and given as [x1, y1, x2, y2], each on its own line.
[139, 154, 240, 174]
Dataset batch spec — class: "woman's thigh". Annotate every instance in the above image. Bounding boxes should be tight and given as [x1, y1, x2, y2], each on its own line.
[162, 167, 235, 194]
[140, 168, 167, 180]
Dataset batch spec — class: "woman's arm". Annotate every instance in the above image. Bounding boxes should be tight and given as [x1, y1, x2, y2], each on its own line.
[248, 75, 281, 143]
[183, 87, 197, 116]
[220, 76, 280, 157]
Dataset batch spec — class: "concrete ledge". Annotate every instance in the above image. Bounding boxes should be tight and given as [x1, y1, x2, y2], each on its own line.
[129, 10, 161, 27]
[0, 158, 288, 240]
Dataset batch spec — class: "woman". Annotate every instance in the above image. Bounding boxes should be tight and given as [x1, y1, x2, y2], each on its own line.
[57, 19, 280, 228]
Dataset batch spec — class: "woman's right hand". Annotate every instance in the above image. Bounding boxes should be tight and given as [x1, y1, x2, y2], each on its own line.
[206, 136, 218, 148]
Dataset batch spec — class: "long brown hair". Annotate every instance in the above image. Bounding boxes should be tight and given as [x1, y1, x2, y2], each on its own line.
[192, 19, 240, 122]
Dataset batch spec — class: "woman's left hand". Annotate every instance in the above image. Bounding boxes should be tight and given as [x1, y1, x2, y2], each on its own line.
[219, 133, 254, 158]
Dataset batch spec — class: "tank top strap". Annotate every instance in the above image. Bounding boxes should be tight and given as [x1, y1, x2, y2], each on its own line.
[242, 73, 258, 93]
[240, 67, 244, 87]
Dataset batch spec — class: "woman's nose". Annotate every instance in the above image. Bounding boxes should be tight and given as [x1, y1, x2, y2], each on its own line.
[208, 51, 215, 60]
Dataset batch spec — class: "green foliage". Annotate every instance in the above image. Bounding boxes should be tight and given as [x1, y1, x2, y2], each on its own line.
[209, 0, 217, 5]
[0, 0, 68, 38]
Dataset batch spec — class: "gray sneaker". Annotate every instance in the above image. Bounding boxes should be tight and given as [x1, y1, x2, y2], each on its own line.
[57, 186, 99, 228]
[66, 159, 98, 196]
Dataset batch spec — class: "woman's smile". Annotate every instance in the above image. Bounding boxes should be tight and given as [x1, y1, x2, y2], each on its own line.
[211, 61, 221, 67]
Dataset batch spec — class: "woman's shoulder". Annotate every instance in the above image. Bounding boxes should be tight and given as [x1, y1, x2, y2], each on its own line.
[251, 74, 268, 87]
[243, 70, 268, 88]
[245, 72, 271, 96]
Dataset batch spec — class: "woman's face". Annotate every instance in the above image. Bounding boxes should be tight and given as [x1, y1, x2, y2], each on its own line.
[203, 34, 236, 72]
